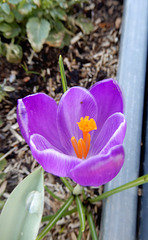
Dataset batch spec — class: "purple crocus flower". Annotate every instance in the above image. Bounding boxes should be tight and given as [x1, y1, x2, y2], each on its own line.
[17, 79, 126, 186]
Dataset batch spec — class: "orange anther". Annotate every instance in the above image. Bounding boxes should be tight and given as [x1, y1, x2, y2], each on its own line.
[71, 116, 97, 159]
[77, 116, 97, 133]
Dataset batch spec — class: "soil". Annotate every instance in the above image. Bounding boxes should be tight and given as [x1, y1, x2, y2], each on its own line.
[0, 0, 123, 239]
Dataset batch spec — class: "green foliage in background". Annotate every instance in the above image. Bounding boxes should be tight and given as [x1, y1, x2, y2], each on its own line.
[0, 0, 93, 63]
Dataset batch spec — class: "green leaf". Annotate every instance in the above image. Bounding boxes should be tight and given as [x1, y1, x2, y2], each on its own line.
[18, 3, 37, 15]
[26, 17, 51, 52]
[0, 23, 11, 33]
[5, 11, 14, 23]
[1, 23, 21, 39]
[46, 30, 64, 47]
[75, 16, 94, 34]
[46, 20, 71, 48]
[59, 32, 71, 48]
[8, 0, 22, 4]
[0, 9, 14, 23]
[12, 8, 24, 22]
[0, 167, 44, 240]
[50, 8, 67, 21]
[5, 43, 22, 63]
[76, 196, 85, 232]
[1, 3, 10, 15]
[55, 0, 68, 9]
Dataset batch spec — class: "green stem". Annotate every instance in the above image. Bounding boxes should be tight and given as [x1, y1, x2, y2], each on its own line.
[64, 206, 77, 216]
[77, 227, 82, 240]
[41, 215, 52, 222]
[89, 174, 148, 203]
[42, 207, 77, 222]
[44, 185, 64, 202]
[21, 63, 39, 75]
[36, 195, 74, 240]
[59, 55, 67, 93]
[82, 188, 87, 200]
[86, 210, 98, 240]
[60, 177, 73, 192]
[76, 196, 86, 232]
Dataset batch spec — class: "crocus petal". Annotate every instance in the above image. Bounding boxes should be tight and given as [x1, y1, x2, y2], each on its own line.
[68, 145, 124, 186]
[89, 79, 124, 135]
[57, 87, 98, 155]
[90, 113, 126, 156]
[17, 93, 62, 150]
[30, 134, 81, 176]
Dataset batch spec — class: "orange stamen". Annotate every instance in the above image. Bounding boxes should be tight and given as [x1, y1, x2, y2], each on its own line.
[71, 136, 79, 158]
[78, 138, 87, 159]
[71, 116, 97, 159]
[85, 133, 91, 156]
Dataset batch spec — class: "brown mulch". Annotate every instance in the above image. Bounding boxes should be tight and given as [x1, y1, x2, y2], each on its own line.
[0, 0, 123, 239]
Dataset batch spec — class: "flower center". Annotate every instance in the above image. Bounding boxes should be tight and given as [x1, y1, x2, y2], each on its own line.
[71, 116, 97, 159]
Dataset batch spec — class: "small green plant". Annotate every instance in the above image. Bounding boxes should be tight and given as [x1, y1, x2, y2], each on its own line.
[0, 84, 8, 103]
[0, 0, 93, 63]
[21, 62, 39, 75]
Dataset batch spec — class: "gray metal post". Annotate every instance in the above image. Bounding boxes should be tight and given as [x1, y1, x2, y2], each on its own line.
[139, 71, 148, 239]
[99, 1, 148, 240]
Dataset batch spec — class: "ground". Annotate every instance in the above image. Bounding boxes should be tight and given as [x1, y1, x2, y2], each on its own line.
[0, 1, 123, 239]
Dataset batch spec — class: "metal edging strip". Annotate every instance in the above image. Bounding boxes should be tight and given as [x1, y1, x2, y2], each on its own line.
[99, 1, 148, 240]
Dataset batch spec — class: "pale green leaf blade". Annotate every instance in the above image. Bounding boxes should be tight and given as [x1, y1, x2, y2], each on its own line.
[0, 167, 44, 240]
[27, 17, 50, 52]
